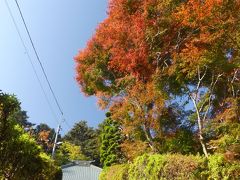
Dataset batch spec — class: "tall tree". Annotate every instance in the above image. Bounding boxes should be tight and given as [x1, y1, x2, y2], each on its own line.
[75, 0, 240, 159]
[74, 0, 187, 157]
[14, 110, 34, 128]
[64, 121, 100, 164]
[171, 0, 240, 157]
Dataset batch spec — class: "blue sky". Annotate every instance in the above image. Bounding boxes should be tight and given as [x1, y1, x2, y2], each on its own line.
[0, 0, 108, 134]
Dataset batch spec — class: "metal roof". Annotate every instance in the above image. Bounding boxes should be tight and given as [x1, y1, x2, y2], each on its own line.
[62, 161, 102, 180]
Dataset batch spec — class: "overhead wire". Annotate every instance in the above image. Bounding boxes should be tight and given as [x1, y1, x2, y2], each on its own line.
[14, 0, 65, 118]
[4, 0, 60, 126]
[5, 0, 72, 132]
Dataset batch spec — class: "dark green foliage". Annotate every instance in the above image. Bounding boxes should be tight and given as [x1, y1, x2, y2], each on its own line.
[14, 110, 35, 128]
[160, 127, 200, 154]
[100, 113, 124, 167]
[64, 120, 100, 165]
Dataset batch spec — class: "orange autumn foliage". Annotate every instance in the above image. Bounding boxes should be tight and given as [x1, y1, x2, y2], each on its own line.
[76, 0, 240, 96]
[110, 80, 165, 132]
[121, 140, 150, 161]
[75, 0, 181, 85]
[75, 0, 240, 159]
[173, 0, 240, 72]
[38, 130, 50, 142]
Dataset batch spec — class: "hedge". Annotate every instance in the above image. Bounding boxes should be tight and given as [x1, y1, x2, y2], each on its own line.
[99, 154, 240, 180]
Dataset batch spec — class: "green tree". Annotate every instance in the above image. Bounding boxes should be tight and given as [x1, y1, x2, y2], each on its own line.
[14, 110, 34, 128]
[100, 113, 124, 167]
[64, 121, 100, 165]
[0, 92, 61, 179]
[207, 97, 240, 160]
[55, 141, 87, 165]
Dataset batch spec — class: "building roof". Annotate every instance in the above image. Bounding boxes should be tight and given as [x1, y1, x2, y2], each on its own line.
[62, 161, 102, 180]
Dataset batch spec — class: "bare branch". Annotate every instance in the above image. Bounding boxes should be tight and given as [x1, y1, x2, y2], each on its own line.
[230, 69, 239, 97]
[202, 73, 223, 122]
[194, 66, 208, 101]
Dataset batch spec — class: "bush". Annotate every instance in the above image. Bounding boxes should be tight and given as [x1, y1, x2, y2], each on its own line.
[99, 164, 128, 180]
[206, 154, 240, 180]
[100, 154, 205, 180]
[128, 154, 205, 180]
[99, 154, 240, 180]
[39, 153, 63, 180]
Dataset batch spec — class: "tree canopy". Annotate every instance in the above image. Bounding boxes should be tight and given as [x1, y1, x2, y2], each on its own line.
[64, 120, 100, 165]
[75, 0, 240, 161]
[55, 141, 87, 166]
[0, 92, 61, 179]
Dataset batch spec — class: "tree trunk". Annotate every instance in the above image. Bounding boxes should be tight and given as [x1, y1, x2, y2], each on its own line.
[143, 125, 156, 152]
[191, 96, 209, 158]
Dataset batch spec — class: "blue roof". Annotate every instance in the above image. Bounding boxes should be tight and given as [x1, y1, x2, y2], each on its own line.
[62, 161, 102, 180]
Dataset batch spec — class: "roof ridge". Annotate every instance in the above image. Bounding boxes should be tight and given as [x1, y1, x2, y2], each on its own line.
[62, 160, 103, 169]
[90, 164, 103, 170]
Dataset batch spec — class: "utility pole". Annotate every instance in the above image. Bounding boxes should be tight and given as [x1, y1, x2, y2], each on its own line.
[52, 124, 61, 159]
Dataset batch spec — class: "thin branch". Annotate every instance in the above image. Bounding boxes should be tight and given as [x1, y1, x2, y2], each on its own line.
[202, 73, 223, 122]
[230, 69, 239, 97]
[194, 66, 208, 101]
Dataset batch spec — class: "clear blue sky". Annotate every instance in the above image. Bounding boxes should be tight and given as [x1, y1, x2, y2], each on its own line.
[0, 0, 108, 134]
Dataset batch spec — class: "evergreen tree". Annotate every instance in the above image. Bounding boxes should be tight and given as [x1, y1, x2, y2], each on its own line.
[14, 110, 35, 128]
[100, 112, 123, 167]
[64, 121, 100, 165]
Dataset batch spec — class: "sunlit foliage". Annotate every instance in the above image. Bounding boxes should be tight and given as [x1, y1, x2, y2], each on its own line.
[75, 0, 240, 161]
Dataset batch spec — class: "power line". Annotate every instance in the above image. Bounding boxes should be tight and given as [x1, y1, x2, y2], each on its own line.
[5, 0, 72, 132]
[4, 0, 60, 125]
[63, 119, 72, 129]
[14, 0, 64, 117]
[13, 0, 73, 132]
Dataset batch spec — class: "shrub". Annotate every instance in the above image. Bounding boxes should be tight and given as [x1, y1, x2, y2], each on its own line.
[128, 154, 205, 180]
[206, 154, 240, 180]
[99, 164, 129, 180]
[99, 154, 240, 180]
[100, 154, 205, 180]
